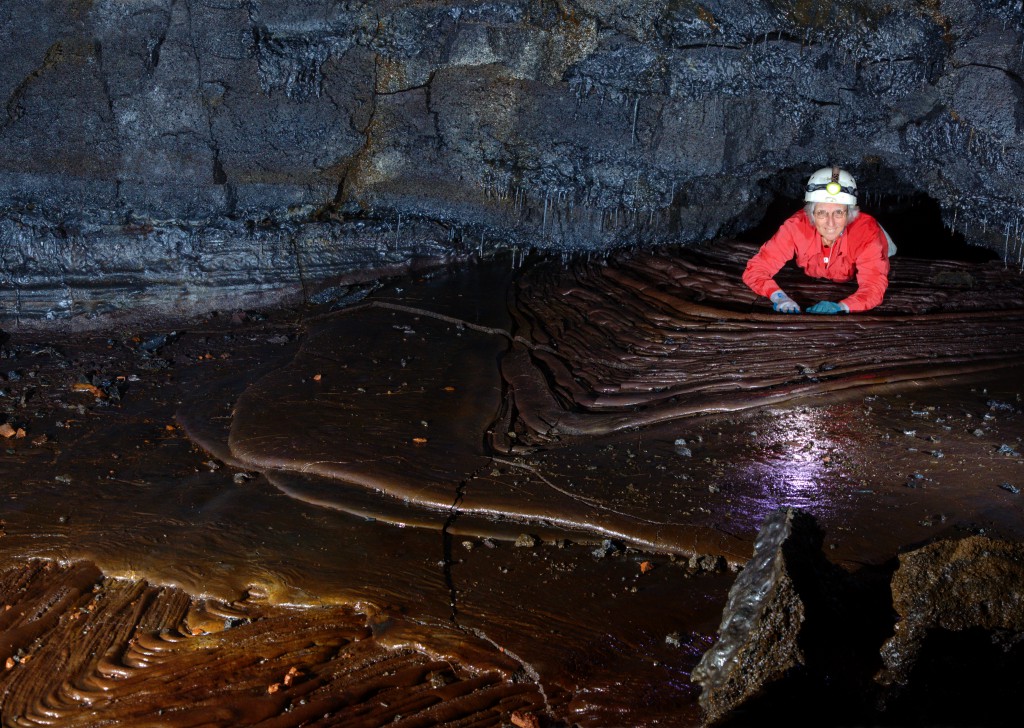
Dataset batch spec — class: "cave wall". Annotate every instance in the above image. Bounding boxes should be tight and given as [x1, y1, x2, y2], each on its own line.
[0, 0, 1021, 324]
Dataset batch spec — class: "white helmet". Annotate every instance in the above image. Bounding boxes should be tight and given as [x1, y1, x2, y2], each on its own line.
[804, 166, 857, 205]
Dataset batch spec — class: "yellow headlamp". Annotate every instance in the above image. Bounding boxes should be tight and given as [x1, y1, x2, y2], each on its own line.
[825, 181, 842, 196]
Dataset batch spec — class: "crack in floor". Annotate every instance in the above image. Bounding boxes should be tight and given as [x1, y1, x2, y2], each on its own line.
[438, 470, 553, 716]
[441, 478, 467, 623]
[469, 625, 552, 714]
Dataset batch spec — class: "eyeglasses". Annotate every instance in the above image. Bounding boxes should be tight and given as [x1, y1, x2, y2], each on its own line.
[807, 181, 857, 197]
[813, 208, 848, 220]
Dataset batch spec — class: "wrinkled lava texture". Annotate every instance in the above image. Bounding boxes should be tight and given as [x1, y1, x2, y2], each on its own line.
[2, 2, 1024, 724]
[1, 242, 1023, 726]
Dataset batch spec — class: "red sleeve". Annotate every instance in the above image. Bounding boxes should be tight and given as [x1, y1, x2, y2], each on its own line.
[839, 219, 890, 312]
[743, 218, 799, 299]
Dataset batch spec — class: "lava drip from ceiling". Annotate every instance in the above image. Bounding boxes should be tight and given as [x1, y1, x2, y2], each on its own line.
[0, 0, 1021, 324]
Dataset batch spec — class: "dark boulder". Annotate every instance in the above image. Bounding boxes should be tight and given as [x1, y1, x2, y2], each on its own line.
[696, 518, 1024, 726]
[692, 508, 832, 725]
[876, 536, 1024, 718]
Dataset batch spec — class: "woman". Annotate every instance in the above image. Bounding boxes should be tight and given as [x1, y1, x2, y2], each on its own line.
[743, 166, 890, 314]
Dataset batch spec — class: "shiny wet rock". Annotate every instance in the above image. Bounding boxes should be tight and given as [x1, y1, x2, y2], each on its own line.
[692, 508, 820, 724]
[878, 536, 1024, 710]
[1, 246, 1024, 725]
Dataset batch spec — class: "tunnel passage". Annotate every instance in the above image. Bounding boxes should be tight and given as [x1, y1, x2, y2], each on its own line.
[739, 183, 999, 264]
[2, 0, 1023, 329]
[503, 240, 1024, 442]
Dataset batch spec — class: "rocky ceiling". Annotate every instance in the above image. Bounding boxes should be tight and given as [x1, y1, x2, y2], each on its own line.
[0, 0, 1021, 323]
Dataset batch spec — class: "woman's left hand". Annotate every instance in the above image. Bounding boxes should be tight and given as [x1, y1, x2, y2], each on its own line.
[807, 301, 848, 314]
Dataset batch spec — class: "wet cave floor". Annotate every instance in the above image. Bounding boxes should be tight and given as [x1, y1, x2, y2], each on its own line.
[0, 241, 1022, 727]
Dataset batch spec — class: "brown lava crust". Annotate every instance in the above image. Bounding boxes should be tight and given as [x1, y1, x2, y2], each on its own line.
[0, 244, 1022, 726]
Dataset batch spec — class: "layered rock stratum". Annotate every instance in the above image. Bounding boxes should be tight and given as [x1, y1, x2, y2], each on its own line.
[1, 0, 1021, 323]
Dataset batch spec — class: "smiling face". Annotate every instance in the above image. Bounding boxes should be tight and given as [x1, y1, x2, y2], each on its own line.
[812, 203, 848, 246]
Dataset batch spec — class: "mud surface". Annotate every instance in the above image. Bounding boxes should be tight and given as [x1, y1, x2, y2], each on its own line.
[1, 243, 1023, 726]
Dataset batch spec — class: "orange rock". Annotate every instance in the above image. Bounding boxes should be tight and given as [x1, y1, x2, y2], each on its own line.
[0, 423, 16, 438]
[283, 666, 302, 686]
[71, 382, 105, 398]
[510, 711, 540, 728]
[640, 561, 654, 574]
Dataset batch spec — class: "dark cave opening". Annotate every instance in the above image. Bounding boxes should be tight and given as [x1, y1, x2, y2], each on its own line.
[738, 192, 999, 263]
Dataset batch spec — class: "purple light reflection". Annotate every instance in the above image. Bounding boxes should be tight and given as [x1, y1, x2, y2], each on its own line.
[728, 407, 849, 531]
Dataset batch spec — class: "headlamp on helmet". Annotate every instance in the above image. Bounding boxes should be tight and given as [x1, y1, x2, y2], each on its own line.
[804, 166, 857, 206]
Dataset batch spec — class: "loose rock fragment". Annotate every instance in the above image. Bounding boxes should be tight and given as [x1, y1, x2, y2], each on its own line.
[72, 382, 106, 399]
[688, 554, 724, 573]
[510, 710, 540, 728]
[693, 508, 839, 725]
[282, 666, 302, 686]
[877, 537, 1024, 694]
[591, 539, 622, 559]
[514, 534, 538, 548]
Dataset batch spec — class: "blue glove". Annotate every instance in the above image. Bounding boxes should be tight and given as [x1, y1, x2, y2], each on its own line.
[807, 301, 848, 314]
[770, 290, 801, 314]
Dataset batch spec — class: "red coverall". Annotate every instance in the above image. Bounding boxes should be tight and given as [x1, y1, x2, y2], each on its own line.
[742, 210, 890, 312]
